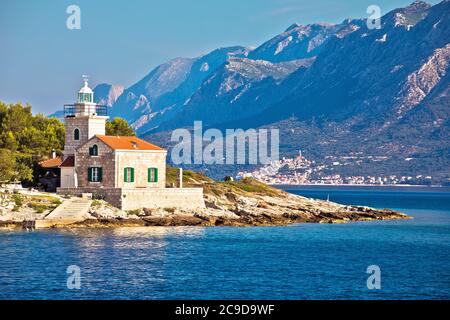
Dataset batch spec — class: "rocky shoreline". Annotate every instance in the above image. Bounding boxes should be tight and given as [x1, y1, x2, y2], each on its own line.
[0, 171, 410, 229]
[74, 190, 408, 228]
[0, 191, 409, 230]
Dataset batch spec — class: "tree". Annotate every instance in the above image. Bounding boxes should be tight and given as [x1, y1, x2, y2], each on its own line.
[0, 102, 65, 183]
[106, 117, 135, 136]
[0, 149, 16, 182]
[0, 149, 32, 182]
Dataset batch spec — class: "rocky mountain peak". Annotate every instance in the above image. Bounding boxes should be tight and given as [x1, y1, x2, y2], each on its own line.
[406, 0, 431, 10]
[93, 83, 124, 107]
[285, 23, 301, 32]
[383, 0, 431, 28]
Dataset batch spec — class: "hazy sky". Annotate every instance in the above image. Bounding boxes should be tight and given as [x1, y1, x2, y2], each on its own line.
[0, 0, 440, 114]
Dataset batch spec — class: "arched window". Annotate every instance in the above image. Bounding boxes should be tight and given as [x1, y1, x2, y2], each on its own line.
[74, 128, 80, 141]
[89, 144, 98, 156]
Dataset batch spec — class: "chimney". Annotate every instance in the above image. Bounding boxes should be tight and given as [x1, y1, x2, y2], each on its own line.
[51, 149, 56, 159]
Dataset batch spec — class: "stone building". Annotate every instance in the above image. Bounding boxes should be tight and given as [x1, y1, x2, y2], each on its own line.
[56, 78, 204, 210]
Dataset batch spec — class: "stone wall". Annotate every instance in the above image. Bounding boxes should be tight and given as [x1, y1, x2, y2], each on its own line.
[57, 187, 204, 211]
[121, 188, 205, 211]
[57, 187, 123, 208]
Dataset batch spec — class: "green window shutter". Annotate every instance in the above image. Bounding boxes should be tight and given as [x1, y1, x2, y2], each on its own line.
[98, 168, 103, 182]
[148, 168, 158, 182]
[124, 167, 133, 182]
[88, 168, 92, 182]
[89, 147, 92, 156]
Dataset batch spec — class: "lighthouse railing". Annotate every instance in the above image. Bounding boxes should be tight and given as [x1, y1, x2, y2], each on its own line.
[63, 104, 108, 117]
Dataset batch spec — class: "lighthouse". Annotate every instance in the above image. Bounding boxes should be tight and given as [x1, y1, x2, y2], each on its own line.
[62, 76, 109, 158]
[59, 77, 109, 188]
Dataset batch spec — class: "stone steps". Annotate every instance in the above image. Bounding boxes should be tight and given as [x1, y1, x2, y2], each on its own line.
[44, 197, 92, 221]
[23, 198, 92, 229]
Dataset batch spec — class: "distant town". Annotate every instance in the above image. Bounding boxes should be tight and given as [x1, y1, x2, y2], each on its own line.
[237, 151, 440, 186]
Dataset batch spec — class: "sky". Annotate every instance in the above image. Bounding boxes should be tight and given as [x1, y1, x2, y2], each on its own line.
[0, 0, 441, 114]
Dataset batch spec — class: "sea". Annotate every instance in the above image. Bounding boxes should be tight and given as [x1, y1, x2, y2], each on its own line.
[0, 186, 449, 299]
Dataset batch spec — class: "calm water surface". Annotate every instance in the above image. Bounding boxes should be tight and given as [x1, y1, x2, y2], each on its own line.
[0, 187, 449, 299]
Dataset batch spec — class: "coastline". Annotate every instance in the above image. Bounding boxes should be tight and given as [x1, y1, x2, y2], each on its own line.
[273, 184, 450, 192]
[0, 179, 410, 229]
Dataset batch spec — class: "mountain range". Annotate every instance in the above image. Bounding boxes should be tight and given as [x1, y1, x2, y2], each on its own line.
[59, 0, 449, 183]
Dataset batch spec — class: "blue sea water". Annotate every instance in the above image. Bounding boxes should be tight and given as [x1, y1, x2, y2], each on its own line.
[0, 187, 449, 300]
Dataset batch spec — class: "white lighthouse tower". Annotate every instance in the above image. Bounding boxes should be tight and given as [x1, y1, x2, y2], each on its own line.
[59, 77, 109, 188]
[62, 76, 109, 158]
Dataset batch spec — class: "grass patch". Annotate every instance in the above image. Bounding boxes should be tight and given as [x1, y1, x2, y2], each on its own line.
[12, 194, 23, 211]
[166, 166, 213, 187]
[216, 178, 282, 196]
[29, 203, 47, 214]
[50, 198, 62, 205]
[164, 207, 176, 213]
[166, 166, 282, 198]
[127, 209, 141, 216]
[91, 199, 102, 207]
[223, 178, 279, 195]
[5, 192, 61, 213]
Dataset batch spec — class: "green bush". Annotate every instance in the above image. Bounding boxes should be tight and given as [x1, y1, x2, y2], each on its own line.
[91, 199, 102, 207]
[28, 202, 48, 213]
[127, 209, 141, 216]
[34, 205, 46, 214]
[164, 207, 176, 213]
[12, 194, 23, 208]
[51, 198, 62, 205]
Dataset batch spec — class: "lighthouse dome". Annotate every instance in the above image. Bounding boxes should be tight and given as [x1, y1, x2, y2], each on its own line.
[77, 76, 94, 103]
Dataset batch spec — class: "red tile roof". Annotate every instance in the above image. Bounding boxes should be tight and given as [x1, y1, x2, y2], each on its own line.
[39, 157, 62, 168]
[96, 135, 164, 151]
[60, 156, 75, 167]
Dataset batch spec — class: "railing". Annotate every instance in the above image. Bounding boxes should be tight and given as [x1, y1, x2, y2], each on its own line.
[63, 105, 75, 116]
[63, 104, 108, 117]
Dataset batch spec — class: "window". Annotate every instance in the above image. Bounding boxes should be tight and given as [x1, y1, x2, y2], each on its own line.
[78, 93, 92, 103]
[88, 167, 102, 182]
[148, 168, 158, 183]
[124, 167, 134, 183]
[74, 128, 80, 141]
[89, 144, 98, 156]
